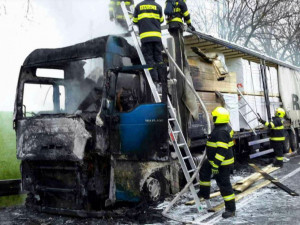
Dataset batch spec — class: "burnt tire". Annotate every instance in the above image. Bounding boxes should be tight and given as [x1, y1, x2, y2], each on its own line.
[142, 172, 167, 203]
[144, 177, 161, 202]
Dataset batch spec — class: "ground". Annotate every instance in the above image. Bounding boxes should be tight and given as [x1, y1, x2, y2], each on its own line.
[1, 154, 300, 225]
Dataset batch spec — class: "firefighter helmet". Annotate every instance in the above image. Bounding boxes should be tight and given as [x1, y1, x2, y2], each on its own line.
[275, 108, 285, 118]
[211, 107, 230, 124]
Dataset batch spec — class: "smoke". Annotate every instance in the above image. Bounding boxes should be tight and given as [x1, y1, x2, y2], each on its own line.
[0, 0, 167, 111]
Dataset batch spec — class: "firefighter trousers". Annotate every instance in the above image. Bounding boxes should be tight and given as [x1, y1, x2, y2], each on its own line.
[141, 41, 167, 102]
[199, 159, 236, 212]
[270, 140, 284, 166]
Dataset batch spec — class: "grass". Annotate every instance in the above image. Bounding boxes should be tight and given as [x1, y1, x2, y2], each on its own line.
[0, 111, 20, 180]
[0, 195, 27, 208]
[0, 111, 25, 207]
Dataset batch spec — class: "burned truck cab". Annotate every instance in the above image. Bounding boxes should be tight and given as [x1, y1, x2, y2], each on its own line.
[14, 36, 172, 216]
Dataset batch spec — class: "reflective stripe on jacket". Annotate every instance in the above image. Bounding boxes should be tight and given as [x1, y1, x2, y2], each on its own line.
[265, 117, 285, 141]
[109, 0, 134, 20]
[133, 0, 164, 43]
[206, 124, 235, 168]
[166, 0, 191, 25]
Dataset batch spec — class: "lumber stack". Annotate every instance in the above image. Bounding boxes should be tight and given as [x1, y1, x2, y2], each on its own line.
[188, 57, 237, 93]
[185, 39, 281, 132]
[187, 55, 240, 130]
[185, 164, 279, 206]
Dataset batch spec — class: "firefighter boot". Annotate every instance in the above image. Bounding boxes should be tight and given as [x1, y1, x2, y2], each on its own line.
[222, 200, 236, 218]
[222, 210, 236, 218]
[273, 160, 283, 168]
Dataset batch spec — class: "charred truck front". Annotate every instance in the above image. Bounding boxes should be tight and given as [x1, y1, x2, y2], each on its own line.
[13, 36, 177, 216]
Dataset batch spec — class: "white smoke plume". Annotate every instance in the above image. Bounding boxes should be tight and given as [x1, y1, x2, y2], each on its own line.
[0, 0, 168, 111]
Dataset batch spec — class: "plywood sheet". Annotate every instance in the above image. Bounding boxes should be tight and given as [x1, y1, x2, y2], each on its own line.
[189, 57, 237, 93]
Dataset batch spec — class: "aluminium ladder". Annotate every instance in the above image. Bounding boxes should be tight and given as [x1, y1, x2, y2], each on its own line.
[237, 88, 259, 135]
[120, 2, 203, 212]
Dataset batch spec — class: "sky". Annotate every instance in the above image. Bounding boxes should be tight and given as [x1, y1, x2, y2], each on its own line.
[0, 0, 165, 111]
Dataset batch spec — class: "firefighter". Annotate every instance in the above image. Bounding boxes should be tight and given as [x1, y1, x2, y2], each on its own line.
[164, 0, 197, 138]
[133, 0, 167, 103]
[198, 107, 236, 218]
[164, 0, 196, 53]
[258, 108, 286, 167]
[109, 0, 134, 29]
[165, 0, 195, 32]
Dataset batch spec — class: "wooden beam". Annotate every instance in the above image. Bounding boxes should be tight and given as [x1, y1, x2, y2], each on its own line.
[211, 179, 271, 212]
[234, 166, 279, 192]
[185, 164, 278, 206]
[249, 163, 299, 196]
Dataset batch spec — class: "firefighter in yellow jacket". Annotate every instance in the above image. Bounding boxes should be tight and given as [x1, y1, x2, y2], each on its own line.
[198, 107, 236, 218]
[133, 0, 167, 102]
[109, 0, 134, 28]
[258, 108, 286, 167]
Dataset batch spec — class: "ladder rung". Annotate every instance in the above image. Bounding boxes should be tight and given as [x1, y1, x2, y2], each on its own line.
[188, 169, 195, 173]
[172, 131, 180, 134]
[248, 118, 257, 123]
[178, 143, 186, 147]
[183, 156, 191, 160]
[243, 111, 253, 117]
[239, 104, 247, 109]
[168, 118, 176, 121]
[193, 182, 200, 187]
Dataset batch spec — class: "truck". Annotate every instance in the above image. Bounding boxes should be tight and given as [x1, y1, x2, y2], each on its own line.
[13, 30, 300, 216]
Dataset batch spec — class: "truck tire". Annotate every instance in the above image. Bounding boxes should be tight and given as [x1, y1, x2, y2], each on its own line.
[143, 173, 166, 203]
[289, 130, 298, 152]
[284, 133, 291, 153]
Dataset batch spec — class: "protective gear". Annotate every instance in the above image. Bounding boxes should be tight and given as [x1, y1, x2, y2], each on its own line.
[222, 210, 236, 218]
[164, 0, 177, 17]
[273, 156, 284, 167]
[265, 117, 285, 141]
[212, 168, 219, 175]
[211, 107, 230, 124]
[133, 1, 167, 103]
[258, 117, 265, 124]
[264, 116, 286, 168]
[165, 0, 192, 26]
[109, 0, 134, 28]
[199, 123, 235, 213]
[275, 107, 286, 118]
[133, 0, 164, 43]
[188, 24, 196, 31]
[166, 0, 194, 137]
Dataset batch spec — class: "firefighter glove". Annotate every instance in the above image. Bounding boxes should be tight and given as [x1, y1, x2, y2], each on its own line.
[258, 118, 265, 124]
[188, 24, 196, 32]
[212, 168, 219, 175]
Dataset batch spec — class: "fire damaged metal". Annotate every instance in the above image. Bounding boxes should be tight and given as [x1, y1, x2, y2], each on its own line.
[13, 35, 178, 217]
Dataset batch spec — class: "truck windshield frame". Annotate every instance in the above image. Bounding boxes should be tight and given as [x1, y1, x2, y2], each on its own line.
[17, 57, 104, 119]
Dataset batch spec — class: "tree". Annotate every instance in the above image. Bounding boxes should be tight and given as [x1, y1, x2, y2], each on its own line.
[0, 0, 33, 18]
[188, 0, 300, 67]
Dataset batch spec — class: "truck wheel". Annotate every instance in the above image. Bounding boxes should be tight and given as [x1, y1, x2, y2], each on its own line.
[284, 133, 291, 153]
[144, 177, 162, 202]
[289, 130, 298, 152]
